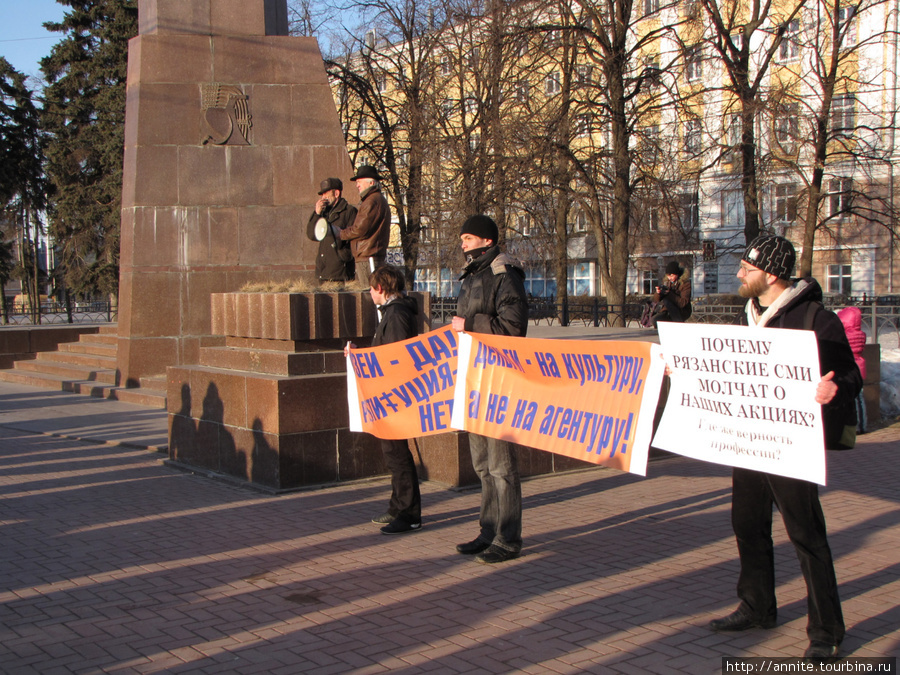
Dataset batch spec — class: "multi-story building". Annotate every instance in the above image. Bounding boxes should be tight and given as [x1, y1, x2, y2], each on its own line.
[330, 0, 900, 300]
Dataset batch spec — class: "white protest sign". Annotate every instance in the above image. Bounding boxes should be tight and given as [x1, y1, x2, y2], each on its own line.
[653, 322, 826, 485]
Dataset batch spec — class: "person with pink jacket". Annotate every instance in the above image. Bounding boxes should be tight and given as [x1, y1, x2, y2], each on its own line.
[837, 306, 867, 433]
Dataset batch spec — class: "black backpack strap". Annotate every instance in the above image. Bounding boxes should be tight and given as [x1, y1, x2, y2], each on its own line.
[802, 301, 822, 331]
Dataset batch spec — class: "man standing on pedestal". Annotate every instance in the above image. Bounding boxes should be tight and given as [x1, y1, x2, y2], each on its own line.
[339, 165, 391, 285]
[306, 178, 356, 283]
[451, 214, 529, 564]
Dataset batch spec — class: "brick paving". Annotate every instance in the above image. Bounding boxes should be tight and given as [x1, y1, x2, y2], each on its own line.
[1, 385, 899, 673]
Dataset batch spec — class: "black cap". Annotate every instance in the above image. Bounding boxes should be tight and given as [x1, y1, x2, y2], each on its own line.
[665, 261, 683, 276]
[460, 215, 499, 243]
[318, 177, 342, 194]
[351, 165, 381, 181]
[742, 234, 796, 280]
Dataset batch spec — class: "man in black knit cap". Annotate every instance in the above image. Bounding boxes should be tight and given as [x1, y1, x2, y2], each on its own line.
[708, 234, 861, 662]
[450, 215, 528, 564]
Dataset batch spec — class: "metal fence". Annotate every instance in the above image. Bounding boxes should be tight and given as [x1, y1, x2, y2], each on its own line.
[430, 295, 900, 348]
[432, 296, 647, 328]
[1, 301, 118, 326]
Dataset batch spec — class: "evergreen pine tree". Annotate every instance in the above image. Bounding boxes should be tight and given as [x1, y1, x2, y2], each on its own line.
[0, 57, 46, 320]
[40, 0, 137, 300]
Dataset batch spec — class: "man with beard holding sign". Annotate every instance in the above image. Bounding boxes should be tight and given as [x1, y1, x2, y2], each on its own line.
[451, 215, 528, 564]
[708, 234, 861, 662]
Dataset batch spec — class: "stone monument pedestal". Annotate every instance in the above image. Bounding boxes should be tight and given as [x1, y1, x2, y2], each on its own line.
[166, 290, 592, 491]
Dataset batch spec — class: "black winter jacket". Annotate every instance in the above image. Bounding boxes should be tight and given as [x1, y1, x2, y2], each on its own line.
[306, 197, 356, 282]
[456, 246, 528, 337]
[373, 295, 419, 346]
[737, 277, 862, 449]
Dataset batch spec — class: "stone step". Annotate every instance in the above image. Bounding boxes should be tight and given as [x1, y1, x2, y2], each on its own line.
[198, 345, 345, 376]
[14, 359, 118, 384]
[36, 350, 117, 369]
[58, 340, 118, 356]
[0, 369, 166, 409]
[140, 374, 167, 391]
[104, 386, 167, 409]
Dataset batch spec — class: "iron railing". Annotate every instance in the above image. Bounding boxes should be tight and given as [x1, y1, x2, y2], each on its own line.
[430, 295, 900, 346]
[1, 301, 118, 326]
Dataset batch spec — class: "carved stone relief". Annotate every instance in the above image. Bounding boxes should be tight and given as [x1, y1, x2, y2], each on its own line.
[200, 83, 251, 145]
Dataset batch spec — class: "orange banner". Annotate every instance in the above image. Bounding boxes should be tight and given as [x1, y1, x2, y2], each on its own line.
[346, 326, 460, 440]
[346, 328, 665, 476]
[451, 333, 664, 475]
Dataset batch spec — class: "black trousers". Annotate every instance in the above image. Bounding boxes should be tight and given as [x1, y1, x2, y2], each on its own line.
[651, 297, 683, 326]
[381, 439, 421, 524]
[731, 467, 844, 645]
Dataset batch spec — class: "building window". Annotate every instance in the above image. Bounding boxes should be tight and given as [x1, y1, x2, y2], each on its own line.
[516, 80, 530, 102]
[414, 267, 438, 296]
[684, 117, 701, 156]
[464, 95, 478, 117]
[722, 189, 744, 230]
[641, 270, 655, 295]
[358, 118, 368, 136]
[642, 56, 661, 90]
[575, 65, 593, 88]
[826, 263, 852, 295]
[725, 114, 741, 163]
[647, 203, 659, 231]
[775, 102, 800, 147]
[575, 114, 592, 138]
[643, 0, 660, 16]
[526, 265, 555, 297]
[469, 133, 481, 150]
[829, 178, 852, 216]
[441, 98, 455, 117]
[376, 75, 387, 93]
[730, 31, 743, 51]
[467, 46, 480, 68]
[567, 261, 593, 296]
[685, 44, 702, 81]
[779, 20, 800, 61]
[440, 55, 451, 75]
[516, 213, 532, 237]
[838, 4, 856, 44]
[831, 93, 856, 133]
[775, 184, 798, 222]
[680, 191, 699, 230]
[545, 71, 562, 96]
[419, 220, 432, 242]
[573, 209, 588, 232]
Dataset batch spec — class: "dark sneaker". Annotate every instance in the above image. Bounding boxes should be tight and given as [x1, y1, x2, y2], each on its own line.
[474, 545, 520, 564]
[708, 606, 776, 632]
[804, 641, 840, 662]
[380, 519, 422, 535]
[371, 512, 394, 524]
[456, 538, 491, 555]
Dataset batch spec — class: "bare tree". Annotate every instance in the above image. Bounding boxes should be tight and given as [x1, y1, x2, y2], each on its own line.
[761, 0, 898, 279]
[326, 0, 450, 284]
[698, 0, 808, 245]
[521, 0, 684, 321]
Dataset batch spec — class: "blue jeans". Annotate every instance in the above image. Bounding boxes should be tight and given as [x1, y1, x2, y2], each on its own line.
[469, 434, 522, 552]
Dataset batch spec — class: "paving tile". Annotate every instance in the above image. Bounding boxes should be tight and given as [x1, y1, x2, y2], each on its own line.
[1, 379, 899, 672]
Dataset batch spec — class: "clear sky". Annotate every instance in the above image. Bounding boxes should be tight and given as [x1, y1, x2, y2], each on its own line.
[0, 0, 68, 85]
